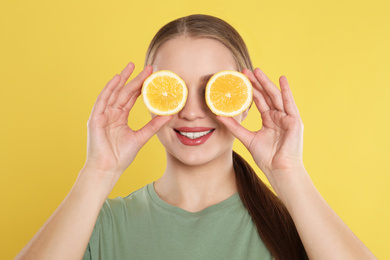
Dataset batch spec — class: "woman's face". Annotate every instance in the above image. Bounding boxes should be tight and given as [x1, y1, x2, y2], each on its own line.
[151, 36, 247, 166]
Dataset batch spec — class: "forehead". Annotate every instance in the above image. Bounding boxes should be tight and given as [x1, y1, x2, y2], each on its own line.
[152, 36, 238, 81]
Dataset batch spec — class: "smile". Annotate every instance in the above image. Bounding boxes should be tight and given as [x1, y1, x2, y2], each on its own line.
[177, 130, 213, 139]
[174, 127, 215, 146]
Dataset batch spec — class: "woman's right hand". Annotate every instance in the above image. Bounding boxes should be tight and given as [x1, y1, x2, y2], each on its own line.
[83, 62, 172, 176]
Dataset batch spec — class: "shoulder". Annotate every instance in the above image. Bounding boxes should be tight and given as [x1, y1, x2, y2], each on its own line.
[97, 183, 151, 225]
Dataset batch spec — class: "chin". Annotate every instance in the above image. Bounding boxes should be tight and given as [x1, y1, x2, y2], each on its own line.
[168, 151, 209, 166]
[167, 147, 231, 167]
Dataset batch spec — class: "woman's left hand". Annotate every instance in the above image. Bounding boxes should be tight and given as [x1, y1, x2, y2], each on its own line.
[218, 68, 378, 260]
[217, 68, 305, 187]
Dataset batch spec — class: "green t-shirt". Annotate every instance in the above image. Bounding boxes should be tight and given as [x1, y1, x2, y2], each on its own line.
[83, 183, 273, 259]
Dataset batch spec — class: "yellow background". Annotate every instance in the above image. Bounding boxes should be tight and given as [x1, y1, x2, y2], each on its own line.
[1, 0, 389, 258]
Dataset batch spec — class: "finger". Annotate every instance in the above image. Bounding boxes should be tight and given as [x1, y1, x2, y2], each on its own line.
[107, 62, 135, 106]
[279, 76, 300, 117]
[135, 115, 173, 147]
[252, 84, 270, 114]
[91, 74, 121, 116]
[216, 116, 255, 149]
[242, 68, 272, 112]
[253, 68, 285, 112]
[113, 89, 142, 126]
[122, 89, 141, 112]
[113, 65, 153, 109]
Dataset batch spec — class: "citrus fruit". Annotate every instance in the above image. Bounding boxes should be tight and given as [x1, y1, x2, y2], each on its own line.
[205, 70, 253, 117]
[142, 70, 188, 116]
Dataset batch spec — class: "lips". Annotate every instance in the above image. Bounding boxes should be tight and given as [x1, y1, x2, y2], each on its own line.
[174, 127, 215, 146]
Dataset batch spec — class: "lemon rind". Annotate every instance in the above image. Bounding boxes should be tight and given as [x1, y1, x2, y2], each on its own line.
[142, 70, 188, 116]
[205, 70, 253, 117]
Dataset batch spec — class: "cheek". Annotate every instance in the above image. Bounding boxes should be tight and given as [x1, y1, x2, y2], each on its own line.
[218, 114, 243, 141]
[155, 120, 178, 149]
[217, 121, 236, 140]
[155, 127, 171, 149]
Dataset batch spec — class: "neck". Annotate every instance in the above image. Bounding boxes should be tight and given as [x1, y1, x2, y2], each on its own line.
[154, 149, 237, 213]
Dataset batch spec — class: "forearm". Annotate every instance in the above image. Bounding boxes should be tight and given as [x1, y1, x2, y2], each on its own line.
[271, 168, 376, 260]
[15, 167, 119, 260]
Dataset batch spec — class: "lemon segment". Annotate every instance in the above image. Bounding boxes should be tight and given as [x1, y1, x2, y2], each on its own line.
[142, 70, 188, 116]
[205, 70, 253, 117]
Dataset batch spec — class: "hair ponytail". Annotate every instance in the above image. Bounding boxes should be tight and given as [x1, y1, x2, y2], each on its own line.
[233, 151, 307, 259]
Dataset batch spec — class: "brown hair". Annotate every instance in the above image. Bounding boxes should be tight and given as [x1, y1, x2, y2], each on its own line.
[145, 14, 307, 259]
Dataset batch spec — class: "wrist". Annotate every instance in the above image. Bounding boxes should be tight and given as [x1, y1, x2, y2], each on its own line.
[264, 165, 311, 205]
[77, 165, 122, 199]
[81, 161, 123, 178]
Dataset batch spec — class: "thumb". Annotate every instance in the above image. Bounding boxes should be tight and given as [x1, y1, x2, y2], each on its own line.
[216, 116, 254, 149]
[135, 116, 172, 147]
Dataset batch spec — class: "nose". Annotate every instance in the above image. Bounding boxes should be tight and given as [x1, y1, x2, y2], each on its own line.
[178, 87, 208, 121]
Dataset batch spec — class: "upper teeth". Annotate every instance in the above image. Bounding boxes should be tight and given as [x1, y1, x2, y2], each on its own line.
[179, 130, 212, 139]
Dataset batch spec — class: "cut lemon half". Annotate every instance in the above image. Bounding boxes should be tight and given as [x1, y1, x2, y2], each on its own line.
[205, 70, 253, 117]
[142, 70, 187, 116]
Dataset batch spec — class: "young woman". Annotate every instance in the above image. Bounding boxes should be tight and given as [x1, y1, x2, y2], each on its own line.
[16, 14, 376, 260]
